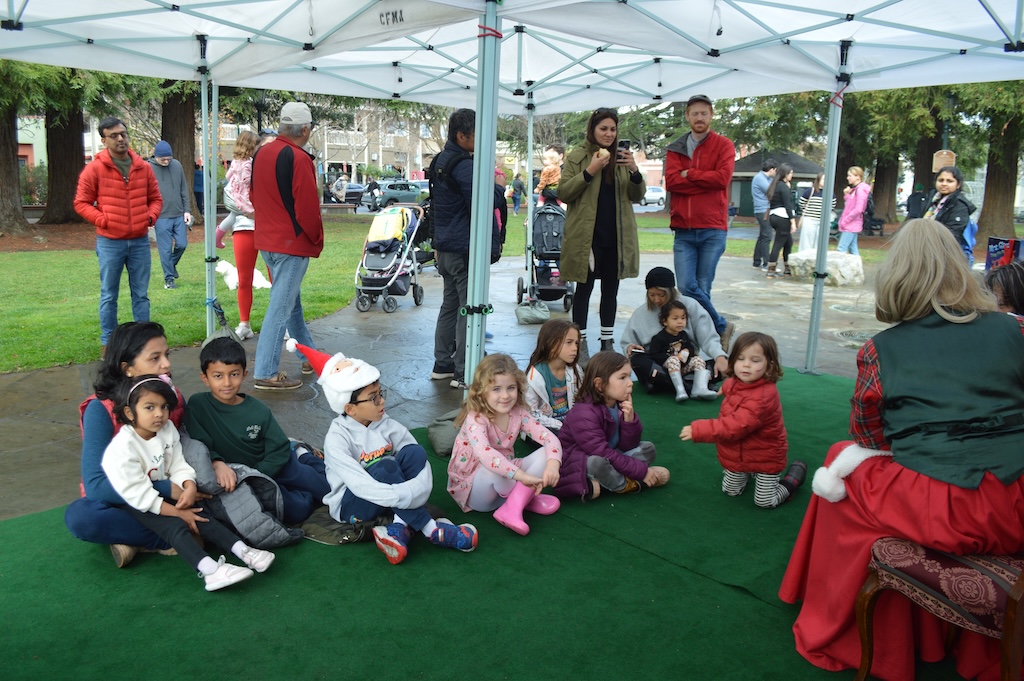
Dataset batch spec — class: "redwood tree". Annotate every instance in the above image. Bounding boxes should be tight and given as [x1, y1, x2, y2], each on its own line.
[38, 104, 85, 224]
[160, 82, 200, 224]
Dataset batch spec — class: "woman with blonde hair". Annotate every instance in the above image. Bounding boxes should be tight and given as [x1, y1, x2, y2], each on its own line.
[836, 166, 869, 255]
[780, 218, 1024, 681]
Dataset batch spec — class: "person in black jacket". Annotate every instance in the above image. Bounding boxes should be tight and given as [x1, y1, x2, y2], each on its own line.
[924, 165, 975, 252]
[765, 163, 797, 277]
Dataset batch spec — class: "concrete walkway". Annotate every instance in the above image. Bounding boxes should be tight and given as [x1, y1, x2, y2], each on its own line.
[0, 249, 883, 521]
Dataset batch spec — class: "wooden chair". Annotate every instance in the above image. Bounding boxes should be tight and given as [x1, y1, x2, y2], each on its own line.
[855, 537, 1024, 681]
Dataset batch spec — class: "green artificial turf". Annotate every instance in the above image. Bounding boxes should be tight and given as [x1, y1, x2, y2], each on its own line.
[0, 373, 964, 681]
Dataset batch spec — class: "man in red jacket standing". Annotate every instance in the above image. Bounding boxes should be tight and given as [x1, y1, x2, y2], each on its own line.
[250, 102, 324, 390]
[665, 95, 736, 352]
[75, 117, 162, 350]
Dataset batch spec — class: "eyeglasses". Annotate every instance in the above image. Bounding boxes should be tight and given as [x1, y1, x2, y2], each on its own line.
[352, 387, 387, 406]
[104, 132, 128, 140]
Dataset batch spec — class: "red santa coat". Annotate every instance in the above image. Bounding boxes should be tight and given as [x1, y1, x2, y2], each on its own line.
[689, 377, 787, 474]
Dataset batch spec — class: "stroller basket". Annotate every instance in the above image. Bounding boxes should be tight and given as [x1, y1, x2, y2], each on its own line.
[360, 271, 410, 296]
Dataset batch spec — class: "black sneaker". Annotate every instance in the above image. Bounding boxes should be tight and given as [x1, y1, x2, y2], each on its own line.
[164, 280, 178, 290]
[780, 460, 807, 494]
[430, 366, 455, 380]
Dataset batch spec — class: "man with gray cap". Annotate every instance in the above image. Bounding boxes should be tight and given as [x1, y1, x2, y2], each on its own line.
[148, 140, 193, 289]
[665, 94, 736, 351]
[250, 101, 324, 390]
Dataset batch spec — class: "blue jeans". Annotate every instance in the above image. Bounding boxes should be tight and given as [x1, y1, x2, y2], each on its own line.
[64, 497, 171, 550]
[512, 194, 521, 214]
[275, 452, 330, 525]
[95, 234, 151, 345]
[338, 445, 432, 531]
[837, 231, 860, 255]
[154, 216, 187, 284]
[672, 229, 727, 333]
[254, 251, 316, 380]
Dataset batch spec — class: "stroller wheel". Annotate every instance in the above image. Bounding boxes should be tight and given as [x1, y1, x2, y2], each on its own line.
[413, 284, 424, 306]
[355, 295, 372, 312]
[563, 294, 573, 312]
[517, 276, 525, 304]
[382, 296, 399, 313]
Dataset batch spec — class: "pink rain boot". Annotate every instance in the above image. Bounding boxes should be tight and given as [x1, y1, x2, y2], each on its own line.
[215, 226, 227, 249]
[525, 493, 560, 515]
[492, 482, 535, 536]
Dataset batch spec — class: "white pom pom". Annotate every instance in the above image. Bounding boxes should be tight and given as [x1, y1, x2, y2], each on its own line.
[285, 338, 298, 353]
[811, 466, 848, 503]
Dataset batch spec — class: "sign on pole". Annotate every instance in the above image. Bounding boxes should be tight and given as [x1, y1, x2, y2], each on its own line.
[932, 150, 956, 172]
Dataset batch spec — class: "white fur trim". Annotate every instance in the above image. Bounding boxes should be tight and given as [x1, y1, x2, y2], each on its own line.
[285, 338, 298, 353]
[811, 443, 892, 503]
[811, 466, 848, 502]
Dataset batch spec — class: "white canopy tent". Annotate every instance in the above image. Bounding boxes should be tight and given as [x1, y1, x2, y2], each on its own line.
[2, 0, 1022, 377]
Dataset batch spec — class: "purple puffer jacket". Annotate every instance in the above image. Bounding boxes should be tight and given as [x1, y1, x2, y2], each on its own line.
[554, 401, 645, 498]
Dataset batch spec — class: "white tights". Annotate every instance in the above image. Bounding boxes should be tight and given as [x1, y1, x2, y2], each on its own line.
[466, 449, 549, 512]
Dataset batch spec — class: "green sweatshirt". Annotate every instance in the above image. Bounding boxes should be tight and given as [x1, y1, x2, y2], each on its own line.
[185, 392, 292, 478]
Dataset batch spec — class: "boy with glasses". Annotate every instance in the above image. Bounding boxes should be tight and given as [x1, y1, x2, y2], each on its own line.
[285, 340, 477, 565]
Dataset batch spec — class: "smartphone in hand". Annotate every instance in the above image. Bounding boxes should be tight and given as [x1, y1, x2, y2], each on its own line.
[617, 139, 631, 163]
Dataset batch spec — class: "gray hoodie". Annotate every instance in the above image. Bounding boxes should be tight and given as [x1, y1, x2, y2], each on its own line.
[147, 157, 190, 218]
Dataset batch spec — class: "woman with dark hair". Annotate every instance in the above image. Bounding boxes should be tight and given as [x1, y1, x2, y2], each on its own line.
[797, 172, 834, 252]
[925, 165, 976, 258]
[65, 321, 183, 567]
[765, 163, 796, 277]
[559, 107, 645, 366]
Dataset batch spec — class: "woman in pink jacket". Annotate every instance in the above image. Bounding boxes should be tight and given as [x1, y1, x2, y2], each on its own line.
[681, 331, 805, 508]
[836, 166, 870, 256]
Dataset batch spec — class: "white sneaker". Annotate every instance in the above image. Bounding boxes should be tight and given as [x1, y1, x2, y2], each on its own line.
[240, 546, 275, 573]
[235, 323, 255, 340]
[202, 556, 254, 592]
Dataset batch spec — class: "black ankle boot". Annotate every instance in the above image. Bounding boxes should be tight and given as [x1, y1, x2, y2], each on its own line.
[600, 339, 614, 352]
[780, 460, 807, 494]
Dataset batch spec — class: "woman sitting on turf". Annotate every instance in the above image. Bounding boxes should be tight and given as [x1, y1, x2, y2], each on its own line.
[620, 266, 728, 393]
[64, 321, 193, 568]
[779, 218, 1024, 681]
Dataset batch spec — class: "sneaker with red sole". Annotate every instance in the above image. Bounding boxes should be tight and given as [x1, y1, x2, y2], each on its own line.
[429, 520, 478, 552]
[372, 523, 414, 564]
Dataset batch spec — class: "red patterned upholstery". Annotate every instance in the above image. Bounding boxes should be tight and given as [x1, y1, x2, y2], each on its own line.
[855, 537, 1024, 681]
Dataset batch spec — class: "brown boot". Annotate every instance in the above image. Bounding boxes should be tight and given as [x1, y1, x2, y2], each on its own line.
[766, 263, 779, 278]
[784, 262, 793, 277]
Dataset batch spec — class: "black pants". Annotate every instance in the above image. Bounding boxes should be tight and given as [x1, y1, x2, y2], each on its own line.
[572, 270, 620, 334]
[127, 505, 241, 571]
[769, 214, 793, 264]
[753, 214, 773, 266]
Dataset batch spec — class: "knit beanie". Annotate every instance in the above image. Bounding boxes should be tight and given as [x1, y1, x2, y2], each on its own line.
[285, 339, 380, 414]
[154, 140, 172, 158]
[645, 266, 675, 290]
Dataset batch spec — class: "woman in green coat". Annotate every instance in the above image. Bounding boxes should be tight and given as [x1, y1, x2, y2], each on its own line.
[559, 108, 645, 365]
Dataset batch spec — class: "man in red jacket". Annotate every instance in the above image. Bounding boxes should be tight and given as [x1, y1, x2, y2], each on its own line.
[665, 95, 736, 352]
[75, 117, 162, 349]
[250, 102, 324, 390]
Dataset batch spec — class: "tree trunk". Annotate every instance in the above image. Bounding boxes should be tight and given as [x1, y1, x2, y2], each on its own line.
[911, 116, 944, 191]
[976, 112, 1024, 243]
[872, 154, 900, 224]
[160, 86, 200, 225]
[39, 105, 86, 224]
[0, 101, 29, 233]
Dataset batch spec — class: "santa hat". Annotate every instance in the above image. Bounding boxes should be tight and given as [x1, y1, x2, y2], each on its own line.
[286, 339, 380, 414]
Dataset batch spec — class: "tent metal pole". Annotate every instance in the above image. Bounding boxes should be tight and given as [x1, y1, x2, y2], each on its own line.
[198, 35, 214, 337]
[802, 41, 850, 374]
[464, 0, 501, 388]
[525, 90, 535, 272]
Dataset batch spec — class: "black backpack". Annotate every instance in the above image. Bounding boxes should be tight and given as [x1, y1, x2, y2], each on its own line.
[862, 188, 875, 228]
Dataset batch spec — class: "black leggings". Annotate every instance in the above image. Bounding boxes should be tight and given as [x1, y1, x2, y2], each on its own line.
[572, 270, 620, 333]
[128, 506, 241, 571]
[769, 214, 793, 264]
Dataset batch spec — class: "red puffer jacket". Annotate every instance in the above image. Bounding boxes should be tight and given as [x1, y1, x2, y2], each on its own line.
[664, 130, 735, 231]
[74, 149, 162, 240]
[690, 377, 788, 475]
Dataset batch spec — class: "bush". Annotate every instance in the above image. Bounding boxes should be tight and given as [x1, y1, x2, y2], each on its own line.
[19, 162, 47, 205]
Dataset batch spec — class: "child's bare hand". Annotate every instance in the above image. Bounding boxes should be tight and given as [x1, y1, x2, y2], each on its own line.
[176, 481, 197, 509]
[643, 466, 670, 487]
[515, 470, 544, 495]
[680, 425, 693, 441]
[541, 459, 561, 489]
[213, 460, 238, 492]
[175, 507, 209, 534]
[620, 395, 635, 423]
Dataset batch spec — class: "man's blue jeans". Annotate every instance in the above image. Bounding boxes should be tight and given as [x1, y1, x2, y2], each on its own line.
[254, 251, 315, 379]
[154, 215, 187, 284]
[96, 234, 151, 345]
[672, 228, 727, 333]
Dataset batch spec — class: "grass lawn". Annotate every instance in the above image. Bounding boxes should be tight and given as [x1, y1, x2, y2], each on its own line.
[0, 210, 899, 374]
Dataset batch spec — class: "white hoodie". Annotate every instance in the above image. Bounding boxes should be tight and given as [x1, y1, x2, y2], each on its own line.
[101, 422, 195, 514]
[322, 413, 431, 523]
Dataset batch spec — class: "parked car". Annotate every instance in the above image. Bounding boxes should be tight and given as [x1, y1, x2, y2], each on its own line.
[639, 186, 666, 206]
[343, 182, 364, 206]
[362, 179, 428, 210]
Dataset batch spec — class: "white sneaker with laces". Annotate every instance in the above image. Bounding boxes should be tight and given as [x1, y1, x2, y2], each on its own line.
[235, 323, 255, 340]
[240, 547, 275, 573]
[202, 556, 254, 592]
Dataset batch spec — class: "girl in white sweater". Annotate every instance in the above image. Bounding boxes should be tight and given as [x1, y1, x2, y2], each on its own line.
[101, 375, 275, 591]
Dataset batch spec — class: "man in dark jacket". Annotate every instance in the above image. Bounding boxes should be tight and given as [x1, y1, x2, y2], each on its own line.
[148, 140, 192, 290]
[665, 95, 736, 350]
[430, 108, 504, 389]
[74, 116, 162, 349]
[250, 101, 324, 391]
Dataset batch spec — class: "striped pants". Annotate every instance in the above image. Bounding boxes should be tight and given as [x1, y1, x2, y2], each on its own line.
[722, 469, 790, 508]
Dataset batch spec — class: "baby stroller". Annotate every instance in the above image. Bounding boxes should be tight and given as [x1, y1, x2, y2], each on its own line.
[517, 202, 574, 312]
[354, 205, 425, 313]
